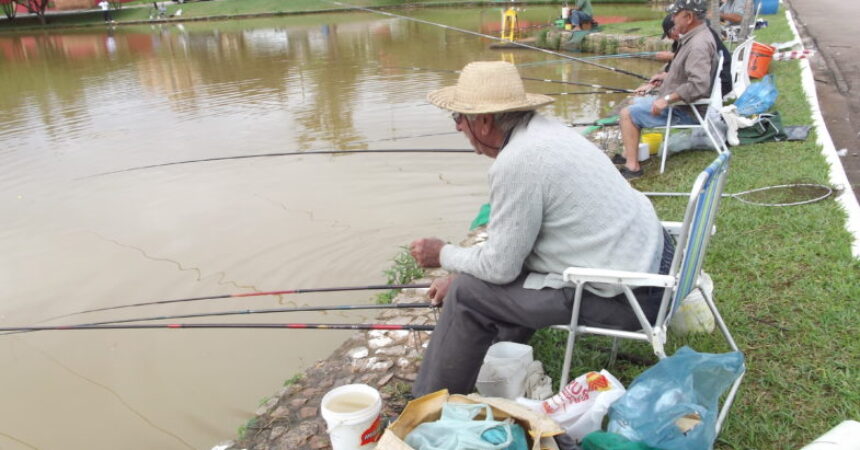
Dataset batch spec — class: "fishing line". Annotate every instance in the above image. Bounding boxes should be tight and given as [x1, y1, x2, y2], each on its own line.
[391, 65, 634, 93]
[89, 149, 474, 177]
[644, 183, 834, 207]
[0, 322, 436, 334]
[331, 1, 649, 81]
[47, 282, 433, 320]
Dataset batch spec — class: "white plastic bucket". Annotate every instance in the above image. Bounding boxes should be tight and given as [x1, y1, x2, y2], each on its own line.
[476, 342, 533, 399]
[320, 384, 383, 450]
[638, 143, 650, 162]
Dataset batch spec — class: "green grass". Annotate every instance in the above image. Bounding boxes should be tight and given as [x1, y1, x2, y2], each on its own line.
[376, 246, 425, 304]
[530, 9, 860, 448]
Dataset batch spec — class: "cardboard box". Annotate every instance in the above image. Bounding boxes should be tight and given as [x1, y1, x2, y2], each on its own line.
[377, 390, 563, 450]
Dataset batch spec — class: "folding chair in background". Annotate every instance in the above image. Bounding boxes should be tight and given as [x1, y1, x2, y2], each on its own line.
[654, 53, 729, 174]
[726, 37, 755, 100]
[552, 151, 743, 433]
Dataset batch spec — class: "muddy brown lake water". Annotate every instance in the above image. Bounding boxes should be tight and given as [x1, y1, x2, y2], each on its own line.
[0, 6, 662, 449]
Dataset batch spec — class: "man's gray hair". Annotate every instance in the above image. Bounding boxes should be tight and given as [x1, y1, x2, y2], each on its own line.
[493, 110, 535, 134]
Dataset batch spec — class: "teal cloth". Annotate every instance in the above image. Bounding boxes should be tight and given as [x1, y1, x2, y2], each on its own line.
[470, 203, 491, 230]
[404, 403, 527, 450]
[582, 431, 658, 450]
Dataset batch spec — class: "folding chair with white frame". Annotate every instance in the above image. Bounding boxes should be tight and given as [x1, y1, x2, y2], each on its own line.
[654, 53, 729, 174]
[552, 151, 743, 434]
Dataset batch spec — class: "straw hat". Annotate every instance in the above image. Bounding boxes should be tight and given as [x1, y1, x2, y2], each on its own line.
[427, 61, 554, 114]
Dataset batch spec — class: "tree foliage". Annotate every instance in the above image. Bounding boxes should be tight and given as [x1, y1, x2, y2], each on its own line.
[1, 0, 18, 21]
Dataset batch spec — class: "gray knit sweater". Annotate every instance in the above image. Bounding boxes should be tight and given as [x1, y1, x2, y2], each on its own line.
[440, 114, 664, 297]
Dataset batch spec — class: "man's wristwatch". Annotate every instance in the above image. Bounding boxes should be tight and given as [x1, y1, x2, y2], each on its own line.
[663, 94, 672, 103]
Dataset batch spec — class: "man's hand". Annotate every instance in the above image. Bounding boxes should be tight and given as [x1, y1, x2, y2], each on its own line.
[654, 51, 674, 62]
[427, 275, 456, 307]
[633, 83, 654, 96]
[649, 72, 667, 84]
[409, 238, 446, 268]
[651, 97, 670, 116]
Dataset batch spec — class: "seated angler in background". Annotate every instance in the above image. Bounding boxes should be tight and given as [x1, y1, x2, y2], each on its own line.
[568, 0, 593, 31]
[719, 0, 748, 25]
[408, 61, 673, 397]
[616, 0, 716, 180]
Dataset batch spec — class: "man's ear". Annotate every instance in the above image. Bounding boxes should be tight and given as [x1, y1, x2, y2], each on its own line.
[477, 114, 494, 136]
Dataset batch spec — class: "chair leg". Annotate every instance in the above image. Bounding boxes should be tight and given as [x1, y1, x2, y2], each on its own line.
[660, 108, 673, 174]
[693, 107, 727, 155]
[608, 337, 619, 367]
[699, 287, 744, 433]
[559, 284, 586, 388]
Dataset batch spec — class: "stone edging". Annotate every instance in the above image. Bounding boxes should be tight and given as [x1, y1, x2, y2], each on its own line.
[222, 229, 488, 450]
[784, 9, 860, 258]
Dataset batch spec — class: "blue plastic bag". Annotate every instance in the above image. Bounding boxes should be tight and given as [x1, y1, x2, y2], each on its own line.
[607, 347, 745, 450]
[735, 74, 778, 116]
[405, 402, 528, 450]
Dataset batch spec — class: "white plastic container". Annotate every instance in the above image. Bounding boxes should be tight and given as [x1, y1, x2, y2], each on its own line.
[321, 384, 383, 450]
[476, 342, 533, 399]
[638, 143, 650, 162]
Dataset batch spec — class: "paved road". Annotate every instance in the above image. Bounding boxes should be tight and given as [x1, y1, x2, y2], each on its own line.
[786, 0, 860, 197]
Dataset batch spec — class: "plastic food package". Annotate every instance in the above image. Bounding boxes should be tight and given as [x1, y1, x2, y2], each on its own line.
[734, 74, 778, 116]
[518, 370, 625, 443]
[608, 347, 745, 450]
[669, 271, 716, 335]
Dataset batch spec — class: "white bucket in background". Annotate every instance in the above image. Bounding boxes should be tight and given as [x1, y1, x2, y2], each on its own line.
[476, 342, 533, 399]
[320, 384, 383, 450]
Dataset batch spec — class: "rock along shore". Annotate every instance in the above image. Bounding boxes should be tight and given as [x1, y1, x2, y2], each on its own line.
[223, 229, 488, 450]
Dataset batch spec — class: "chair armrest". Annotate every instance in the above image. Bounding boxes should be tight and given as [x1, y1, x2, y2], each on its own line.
[660, 221, 717, 237]
[563, 267, 675, 288]
[661, 221, 683, 237]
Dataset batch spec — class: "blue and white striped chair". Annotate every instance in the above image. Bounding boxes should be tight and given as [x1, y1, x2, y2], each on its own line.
[553, 151, 743, 433]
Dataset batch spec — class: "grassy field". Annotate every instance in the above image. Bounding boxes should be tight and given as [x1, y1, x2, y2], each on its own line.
[530, 9, 860, 449]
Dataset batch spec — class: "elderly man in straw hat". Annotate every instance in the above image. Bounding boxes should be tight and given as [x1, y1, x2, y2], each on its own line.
[409, 61, 674, 396]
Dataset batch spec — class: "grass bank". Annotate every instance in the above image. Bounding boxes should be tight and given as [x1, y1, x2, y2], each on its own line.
[530, 9, 860, 449]
[0, 0, 647, 31]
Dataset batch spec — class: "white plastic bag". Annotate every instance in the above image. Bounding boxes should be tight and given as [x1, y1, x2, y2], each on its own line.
[517, 370, 625, 442]
[670, 271, 716, 335]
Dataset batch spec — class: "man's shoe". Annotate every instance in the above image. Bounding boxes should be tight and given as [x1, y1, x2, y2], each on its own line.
[619, 167, 644, 180]
[611, 154, 627, 165]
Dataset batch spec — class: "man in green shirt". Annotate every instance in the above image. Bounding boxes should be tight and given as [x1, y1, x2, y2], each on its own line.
[569, 0, 593, 31]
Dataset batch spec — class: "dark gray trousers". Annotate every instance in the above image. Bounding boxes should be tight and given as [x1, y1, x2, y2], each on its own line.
[413, 233, 674, 397]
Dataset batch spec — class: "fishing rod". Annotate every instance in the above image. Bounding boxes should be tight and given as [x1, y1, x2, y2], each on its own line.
[392, 66, 634, 93]
[569, 116, 620, 127]
[547, 91, 626, 96]
[516, 52, 659, 67]
[89, 149, 474, 177]
[47, 282, 433, 320]
[54, 302, 434, 329]
[0, 322, 436, 333]
[330, 1, 648, 81]
[0, 302, 436, 337]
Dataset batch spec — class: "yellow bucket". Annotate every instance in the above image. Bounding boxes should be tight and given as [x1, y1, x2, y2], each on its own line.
[641, 133, 663, 155]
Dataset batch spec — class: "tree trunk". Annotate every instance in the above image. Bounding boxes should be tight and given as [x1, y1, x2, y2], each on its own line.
[739, 0, 756, 41]
[708, 0, 721, 36]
